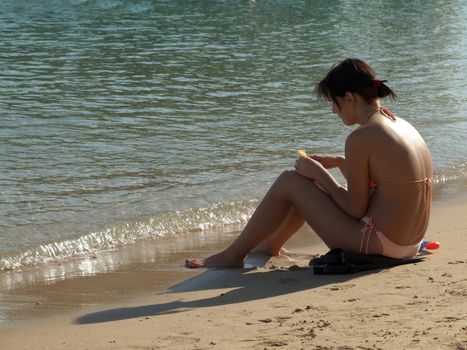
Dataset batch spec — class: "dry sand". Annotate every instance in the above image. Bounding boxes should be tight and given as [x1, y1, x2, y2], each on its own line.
[1, 198, 466, 350]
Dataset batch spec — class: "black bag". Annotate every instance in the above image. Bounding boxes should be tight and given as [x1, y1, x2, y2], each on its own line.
[309, 248, 425, 274]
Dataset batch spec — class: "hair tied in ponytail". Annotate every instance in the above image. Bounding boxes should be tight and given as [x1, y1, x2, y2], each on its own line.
[374, 79, 387, 89]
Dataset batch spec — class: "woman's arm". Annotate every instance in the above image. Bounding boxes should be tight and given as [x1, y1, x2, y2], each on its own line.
[341, 131, 371, 218]
[295, 131, 371, 218]
[295, 157, 349, 207]
[311, 154, 347, 179]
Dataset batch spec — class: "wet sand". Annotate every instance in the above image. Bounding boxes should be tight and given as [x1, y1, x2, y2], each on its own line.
[0, 221, 320, 325]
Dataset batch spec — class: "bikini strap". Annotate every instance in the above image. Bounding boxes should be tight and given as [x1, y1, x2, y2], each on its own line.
[360, 217, 375, 255]
[363, 107, 397, 124]
[376, 178, 431, 186]
[412, 178, 432, 242]
[361, 178, 432, 249]
[380, 107, 397, 122]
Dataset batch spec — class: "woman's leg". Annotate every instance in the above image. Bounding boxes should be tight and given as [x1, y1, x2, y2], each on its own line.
[186, 171, 381, 267]
[187, 171, 299, 267]
[252, 206, 305, 256]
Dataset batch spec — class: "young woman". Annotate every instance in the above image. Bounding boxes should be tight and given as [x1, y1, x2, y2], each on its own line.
[186, 58, 432, 268]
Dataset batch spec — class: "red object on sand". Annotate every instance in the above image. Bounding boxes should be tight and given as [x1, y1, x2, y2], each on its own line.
[425, 241, 440, 250]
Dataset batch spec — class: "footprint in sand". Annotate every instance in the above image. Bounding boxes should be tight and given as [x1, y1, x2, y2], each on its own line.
[448, 260, 465, 264]
[344, 297, 360, 302]
[439, 316, 463, 323]
[446, 290, 467, 297]
[261, 340, 289, 347]
[327, 283, 356, 291]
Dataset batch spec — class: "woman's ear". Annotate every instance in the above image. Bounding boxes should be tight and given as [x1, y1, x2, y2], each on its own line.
[344, 92, 357, 107]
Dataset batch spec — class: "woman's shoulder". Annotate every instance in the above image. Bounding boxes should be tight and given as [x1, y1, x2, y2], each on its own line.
[347, 122, 382, 144]
[352, 116, 416, 142]
[346, 118, 403, 153]
[345, 127, 375, 153]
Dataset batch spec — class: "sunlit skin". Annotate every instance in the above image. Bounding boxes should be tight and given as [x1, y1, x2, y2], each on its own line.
[186, 86, 432, 268]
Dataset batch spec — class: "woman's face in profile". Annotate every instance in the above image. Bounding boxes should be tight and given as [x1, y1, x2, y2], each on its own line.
[332, 98, 349, 124]
[332, 95, 358, 126]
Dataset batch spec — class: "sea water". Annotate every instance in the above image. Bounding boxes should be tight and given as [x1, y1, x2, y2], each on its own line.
[1, 1, 466, 278]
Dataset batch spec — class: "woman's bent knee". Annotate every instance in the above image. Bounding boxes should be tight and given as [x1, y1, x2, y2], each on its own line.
[277, 169, 294, 180]
[274, 170, 318, 195]
[275, 170, 301, 189]
[277, 170, 305, 183]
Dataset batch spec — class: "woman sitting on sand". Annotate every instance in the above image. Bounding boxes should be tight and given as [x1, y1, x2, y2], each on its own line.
[186, 58, 432, 268]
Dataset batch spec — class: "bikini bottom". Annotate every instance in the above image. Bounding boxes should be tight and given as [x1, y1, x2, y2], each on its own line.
[360, 216, 422, 259]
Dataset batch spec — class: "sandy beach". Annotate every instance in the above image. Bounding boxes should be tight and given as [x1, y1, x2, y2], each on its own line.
[1, 192, 466, 350]
[1, 2, 466, 349]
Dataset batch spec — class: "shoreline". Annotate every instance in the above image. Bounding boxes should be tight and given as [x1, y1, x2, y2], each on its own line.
[0, 216, 321, 326]
[0, 180, 466, 348]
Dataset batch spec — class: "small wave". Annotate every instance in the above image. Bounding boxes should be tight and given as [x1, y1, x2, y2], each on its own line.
[433, 162, 467, 185]
[0, 199, 258, 271]
[2, 165, 465, 272]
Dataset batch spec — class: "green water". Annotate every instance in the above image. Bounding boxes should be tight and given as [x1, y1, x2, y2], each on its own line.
[0, 0, 466, 271]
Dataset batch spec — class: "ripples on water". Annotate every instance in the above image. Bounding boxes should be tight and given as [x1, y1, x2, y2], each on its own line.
[0, 0, 466, 271]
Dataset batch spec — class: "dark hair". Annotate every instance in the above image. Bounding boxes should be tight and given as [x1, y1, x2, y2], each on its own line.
[314, 58, 397, 107]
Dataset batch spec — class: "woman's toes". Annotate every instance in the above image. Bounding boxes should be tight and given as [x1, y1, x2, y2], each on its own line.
[185, 259, 205, 268]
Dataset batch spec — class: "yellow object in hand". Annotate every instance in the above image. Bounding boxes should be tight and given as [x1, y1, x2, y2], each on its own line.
[296, 149, 307, 157]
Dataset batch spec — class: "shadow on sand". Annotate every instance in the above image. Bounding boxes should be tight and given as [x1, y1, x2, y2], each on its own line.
[74, 254, 374, 325]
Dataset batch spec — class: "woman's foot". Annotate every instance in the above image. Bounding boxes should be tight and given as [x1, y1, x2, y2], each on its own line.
[185, 251, 244, 269]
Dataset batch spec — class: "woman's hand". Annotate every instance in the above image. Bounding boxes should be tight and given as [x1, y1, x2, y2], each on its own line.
[294, 156, 326, 180]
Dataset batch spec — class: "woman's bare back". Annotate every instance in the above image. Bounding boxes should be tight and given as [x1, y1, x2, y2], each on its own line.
[360, 116, 432, 245]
